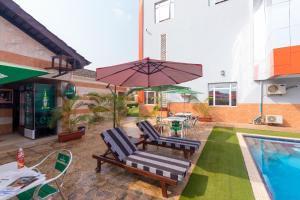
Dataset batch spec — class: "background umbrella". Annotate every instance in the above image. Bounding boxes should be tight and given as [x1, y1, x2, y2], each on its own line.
[96, 58, 203, 127]
[165, 88, 201, 112]
[127, 85, 190, 118]
[126, 85, 189, 95]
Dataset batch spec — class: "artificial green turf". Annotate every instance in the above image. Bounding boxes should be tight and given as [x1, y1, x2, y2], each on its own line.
[180, 126, 300, 200]
[180, 127, 255, 200]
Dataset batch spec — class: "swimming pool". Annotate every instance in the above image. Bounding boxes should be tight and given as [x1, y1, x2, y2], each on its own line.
[244, 135, 300, 200]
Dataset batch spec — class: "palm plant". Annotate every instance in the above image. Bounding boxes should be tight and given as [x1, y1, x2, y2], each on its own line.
[85, 92, 128, 126]
[114, 95, 128, 126]
[84, 92, 110, 124]
[49, 96, 88, 134]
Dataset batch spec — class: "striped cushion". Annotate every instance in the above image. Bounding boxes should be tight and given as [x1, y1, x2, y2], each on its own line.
[101, 128, 137, 162]
[137, 120, 201, 151]
[156, 137, 200, 151]
[137, 120, 160, 141]
[125, 151, 190, 181]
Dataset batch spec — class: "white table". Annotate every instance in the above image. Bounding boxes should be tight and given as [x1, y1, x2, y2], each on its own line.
[175, 112, 193, 118]
[0, 162, 45, 200]
[162, 116, 187, 122]
[162, 117, 187, 137]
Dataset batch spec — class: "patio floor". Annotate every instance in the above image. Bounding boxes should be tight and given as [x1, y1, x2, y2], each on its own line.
[0, 118, 213, 200]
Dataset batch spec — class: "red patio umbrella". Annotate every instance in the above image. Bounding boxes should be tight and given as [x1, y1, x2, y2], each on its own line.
[96, 57, 203, 127]
[96, 57, 202, 87]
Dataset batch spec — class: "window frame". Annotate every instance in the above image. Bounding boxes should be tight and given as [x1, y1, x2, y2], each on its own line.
[208, 82, 237, 107]
[144, 91, 156, 105]
[154, 0, 174, 24]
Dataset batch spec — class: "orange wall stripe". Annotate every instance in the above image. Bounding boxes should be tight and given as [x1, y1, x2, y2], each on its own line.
[73, 81, 127, 92]
[0, 50, 52, 69]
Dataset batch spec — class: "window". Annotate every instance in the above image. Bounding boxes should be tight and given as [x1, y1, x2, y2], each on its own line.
[208, 83, 237, 106]
[155, 0, 174, 23]
[144, 91, 156, 105]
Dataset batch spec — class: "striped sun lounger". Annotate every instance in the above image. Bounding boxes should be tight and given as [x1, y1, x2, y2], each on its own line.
[137, 120, 201, 158]
[92, 127, 191, 198]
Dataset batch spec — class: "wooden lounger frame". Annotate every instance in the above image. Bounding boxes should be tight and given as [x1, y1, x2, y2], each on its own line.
[92, 149, 177, 198]
[140, 135, 196, 159]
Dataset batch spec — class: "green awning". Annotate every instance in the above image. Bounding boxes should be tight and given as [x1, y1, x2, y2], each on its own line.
[0, 63, 48, 85]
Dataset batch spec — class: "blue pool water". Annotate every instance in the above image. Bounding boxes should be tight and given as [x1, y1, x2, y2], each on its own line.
[244, 136, 300, 200]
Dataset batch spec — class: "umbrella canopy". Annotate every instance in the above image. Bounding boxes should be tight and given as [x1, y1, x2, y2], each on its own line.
[96, 57, 202, 87]
[0, 63, 48, 85]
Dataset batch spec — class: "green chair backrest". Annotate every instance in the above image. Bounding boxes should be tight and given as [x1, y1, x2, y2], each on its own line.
[55, 153, 71, 172]
[172, 121, 180, 127]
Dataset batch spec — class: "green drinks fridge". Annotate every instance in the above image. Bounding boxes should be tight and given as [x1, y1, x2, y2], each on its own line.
[20, 83, 56, 139]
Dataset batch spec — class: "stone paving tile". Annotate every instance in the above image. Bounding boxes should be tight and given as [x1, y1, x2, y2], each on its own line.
[0, 120, 213, 200]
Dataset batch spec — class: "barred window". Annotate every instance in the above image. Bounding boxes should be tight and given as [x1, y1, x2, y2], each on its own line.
[161, 34, 167, 60]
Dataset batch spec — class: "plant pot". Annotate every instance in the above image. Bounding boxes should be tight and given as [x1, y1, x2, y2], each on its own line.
[58, 131, 83, 143]
[199, 117, 213, 122]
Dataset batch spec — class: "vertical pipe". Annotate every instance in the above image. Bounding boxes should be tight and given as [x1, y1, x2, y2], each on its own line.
[138, 0, 144, 60]
[260, 81, 264, 117]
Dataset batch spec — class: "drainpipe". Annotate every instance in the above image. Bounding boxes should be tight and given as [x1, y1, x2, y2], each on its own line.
[260, 81, 264, 118]
[138, 0, 144, 60]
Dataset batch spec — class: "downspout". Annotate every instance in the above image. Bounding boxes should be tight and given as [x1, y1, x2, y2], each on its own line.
[260, 80, 264, 119]
[138, 0, 145, 115]
[138, 0, 144, 60]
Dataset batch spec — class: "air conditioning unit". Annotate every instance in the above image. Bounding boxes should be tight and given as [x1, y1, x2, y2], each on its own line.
[265, 115, 283, 125]
[267, 84, 286, 95]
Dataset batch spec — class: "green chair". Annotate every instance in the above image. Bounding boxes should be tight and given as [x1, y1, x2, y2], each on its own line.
[171, 121, 182, 136]
[17, 150, 72, 200]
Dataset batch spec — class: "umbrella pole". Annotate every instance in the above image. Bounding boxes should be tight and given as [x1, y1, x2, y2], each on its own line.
[160, 91, 162, 118]
[113, 86, 117, 128]
[184, 93, 186, 113]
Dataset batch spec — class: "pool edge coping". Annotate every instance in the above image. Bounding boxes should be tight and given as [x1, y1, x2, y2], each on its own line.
[237, 132, 271, 200]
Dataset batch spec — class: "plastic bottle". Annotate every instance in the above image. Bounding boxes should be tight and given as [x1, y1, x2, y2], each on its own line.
[17, 148, 25, 169]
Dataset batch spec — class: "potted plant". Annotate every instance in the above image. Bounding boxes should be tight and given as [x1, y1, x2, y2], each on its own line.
[192, 100, 212, 122]
[49, 96, 88, 142]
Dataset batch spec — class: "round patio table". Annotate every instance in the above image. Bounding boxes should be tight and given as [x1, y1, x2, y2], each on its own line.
[0, 162, 45, 200]
[175, 112, 193, 119]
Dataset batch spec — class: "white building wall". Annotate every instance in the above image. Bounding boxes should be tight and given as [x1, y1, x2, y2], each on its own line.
[143, 0, 300, 105]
